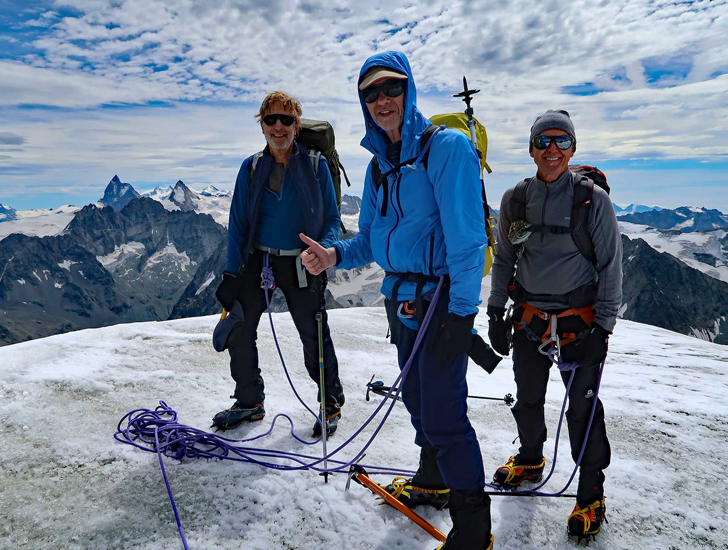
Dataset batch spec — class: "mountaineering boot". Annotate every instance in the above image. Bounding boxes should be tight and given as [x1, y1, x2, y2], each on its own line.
[211, 402, 265, 430]
[312, 401, 342, 438]
[436, 490, 493, 550]
[385, 447, 450, 509]
[568, 498, 607, 543]
[492, 455, 545, 488]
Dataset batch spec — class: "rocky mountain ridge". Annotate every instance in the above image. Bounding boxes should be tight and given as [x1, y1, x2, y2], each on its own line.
[618, 206, 728, 232]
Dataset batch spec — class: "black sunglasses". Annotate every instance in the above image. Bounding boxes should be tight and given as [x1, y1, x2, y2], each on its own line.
[362, 79, 405, 104]
[532, 135, 574, 150]
[262, 114, 295, 127]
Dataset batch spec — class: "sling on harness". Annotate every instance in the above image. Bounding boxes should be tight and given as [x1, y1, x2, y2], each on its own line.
[386, 271, 448, 325]
[514, 303, 596, 350]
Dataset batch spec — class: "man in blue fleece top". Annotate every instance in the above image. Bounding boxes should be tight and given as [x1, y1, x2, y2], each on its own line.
[213, 91, 344, 437]
[300, 52, 492, 550]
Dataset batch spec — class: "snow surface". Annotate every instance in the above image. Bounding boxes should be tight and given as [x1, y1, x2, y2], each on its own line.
[0, 205, 80, 241]
[1, 309, 727, 549]
[97, 242, 147, 271]
[145, 244, 194, 272]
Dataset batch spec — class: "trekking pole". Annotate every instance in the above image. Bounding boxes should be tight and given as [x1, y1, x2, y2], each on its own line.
[316, 308, 329, 483]
[366, 377, 513, 406]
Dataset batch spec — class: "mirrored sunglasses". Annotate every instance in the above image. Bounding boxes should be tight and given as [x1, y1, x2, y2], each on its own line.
[532, 135, 574, 150]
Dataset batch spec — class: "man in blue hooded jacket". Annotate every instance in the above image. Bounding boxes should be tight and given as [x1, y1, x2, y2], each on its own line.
[300, 52, 493, 550]
[213, 91, 345, 437]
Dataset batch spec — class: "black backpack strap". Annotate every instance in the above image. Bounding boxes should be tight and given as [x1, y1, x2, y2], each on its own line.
[371, 157, 389, 216]
[510, 178, 530, 222]
[571, 177, 597, 265]
[418, 125, 439, 172]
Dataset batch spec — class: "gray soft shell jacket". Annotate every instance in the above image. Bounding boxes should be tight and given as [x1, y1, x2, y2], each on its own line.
[488, 169, 623, 332]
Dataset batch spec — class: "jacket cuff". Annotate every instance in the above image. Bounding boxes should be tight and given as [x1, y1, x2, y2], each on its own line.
[595, 314, 616, 333]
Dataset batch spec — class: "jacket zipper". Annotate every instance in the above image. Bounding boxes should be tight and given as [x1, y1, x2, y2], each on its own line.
[396, 174, 405, 218]
[541, 183, 550, 244]
[385, 177, 400, 269]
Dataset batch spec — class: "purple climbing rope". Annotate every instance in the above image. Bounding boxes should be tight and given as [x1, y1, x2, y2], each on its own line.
[115, 273, 446, 547]
[486, 347, 606, 497]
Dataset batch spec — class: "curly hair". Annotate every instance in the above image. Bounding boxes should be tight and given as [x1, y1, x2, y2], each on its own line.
[255, 91, 303, 123]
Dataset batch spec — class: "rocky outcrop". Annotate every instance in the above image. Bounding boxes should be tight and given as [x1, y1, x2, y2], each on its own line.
[0, 198, 227, 346]
[98, 175, 141, 211]
[620, 235, 728, 344]
[0, 204, 16, 222]
[340, 194, 362, 215]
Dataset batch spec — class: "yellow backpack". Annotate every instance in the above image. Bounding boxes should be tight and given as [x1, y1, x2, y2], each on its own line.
[429, 113, 497, 277]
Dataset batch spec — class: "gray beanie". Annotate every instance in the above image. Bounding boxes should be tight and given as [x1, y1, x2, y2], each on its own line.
[529, 109, 576, 152]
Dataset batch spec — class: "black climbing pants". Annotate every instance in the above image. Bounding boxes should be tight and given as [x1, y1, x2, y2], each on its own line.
[226, 249, 344, 409]
[510, 305, 611, 503]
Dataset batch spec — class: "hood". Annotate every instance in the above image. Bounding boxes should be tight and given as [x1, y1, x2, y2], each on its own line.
[358, 51, 431, 165]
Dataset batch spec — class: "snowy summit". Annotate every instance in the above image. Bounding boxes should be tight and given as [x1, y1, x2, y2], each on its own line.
[1, 308, 726, 549]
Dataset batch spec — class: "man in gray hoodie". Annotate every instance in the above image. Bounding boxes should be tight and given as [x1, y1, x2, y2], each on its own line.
[487, 110, 622, 542]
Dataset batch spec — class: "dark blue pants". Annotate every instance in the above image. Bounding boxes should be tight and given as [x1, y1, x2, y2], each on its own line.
[385, 290, 485, 493]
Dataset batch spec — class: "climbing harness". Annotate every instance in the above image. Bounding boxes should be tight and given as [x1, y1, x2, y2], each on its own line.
[488, 303, 607, 498]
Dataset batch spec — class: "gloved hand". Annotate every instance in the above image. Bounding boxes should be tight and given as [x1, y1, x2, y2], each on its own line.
[215, 271, 244, 311]
[575, 323, 610, 367]
[487, 305, 510, 356]
[436, 313, 476, 369]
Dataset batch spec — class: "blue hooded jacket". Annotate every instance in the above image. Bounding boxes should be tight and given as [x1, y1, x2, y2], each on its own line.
[333, 51, 486, 316]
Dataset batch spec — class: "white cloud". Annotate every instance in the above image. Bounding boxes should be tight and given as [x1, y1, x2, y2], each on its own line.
[1, 0, 727, 210]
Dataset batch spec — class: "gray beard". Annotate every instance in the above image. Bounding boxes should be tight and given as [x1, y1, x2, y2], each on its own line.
[266, 134, 294, 151]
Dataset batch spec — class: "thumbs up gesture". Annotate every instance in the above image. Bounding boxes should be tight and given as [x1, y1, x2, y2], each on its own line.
[300, 233, 337, 276]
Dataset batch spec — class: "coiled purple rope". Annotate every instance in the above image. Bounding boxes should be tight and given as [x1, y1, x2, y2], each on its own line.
[115, 274, 445, 547]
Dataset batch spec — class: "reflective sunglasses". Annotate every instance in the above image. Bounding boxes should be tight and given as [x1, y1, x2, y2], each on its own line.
[532, 135, 574, 150]
[262, 114, 295, 127]
[362, 79, 405, 104]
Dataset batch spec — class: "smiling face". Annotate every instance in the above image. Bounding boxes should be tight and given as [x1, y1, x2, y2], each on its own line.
[530, 128, 575, 183]
[364, 78, 405, 142]
[261, 101, 298, 152]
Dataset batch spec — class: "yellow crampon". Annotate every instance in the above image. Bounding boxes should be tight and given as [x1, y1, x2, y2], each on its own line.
[494, 455, 546, 486]
[387, 476, 450, 500]
[568, 498, 607, 539]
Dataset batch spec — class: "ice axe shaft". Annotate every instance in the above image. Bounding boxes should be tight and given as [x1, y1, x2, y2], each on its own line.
[349, 465, 447, 543]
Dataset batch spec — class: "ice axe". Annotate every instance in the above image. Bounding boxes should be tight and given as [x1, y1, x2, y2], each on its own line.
[454, 76, 497, 253]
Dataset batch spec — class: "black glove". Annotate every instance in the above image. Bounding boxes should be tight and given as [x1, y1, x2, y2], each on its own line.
[575, 323, 610, 367]
[487, 305, 510, 356]
[436, 313, 476, 369]
[215, 271, 244, 311]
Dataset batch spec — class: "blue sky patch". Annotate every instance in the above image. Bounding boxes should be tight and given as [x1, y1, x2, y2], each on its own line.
[562, 82, 604, 96]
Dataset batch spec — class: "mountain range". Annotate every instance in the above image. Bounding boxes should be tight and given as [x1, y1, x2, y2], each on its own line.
[617, 206, 728, 232]
[1, 177, 728, 347]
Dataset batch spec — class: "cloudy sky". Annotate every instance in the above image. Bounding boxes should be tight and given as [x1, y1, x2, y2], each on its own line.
[1, 0, 727, 211]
